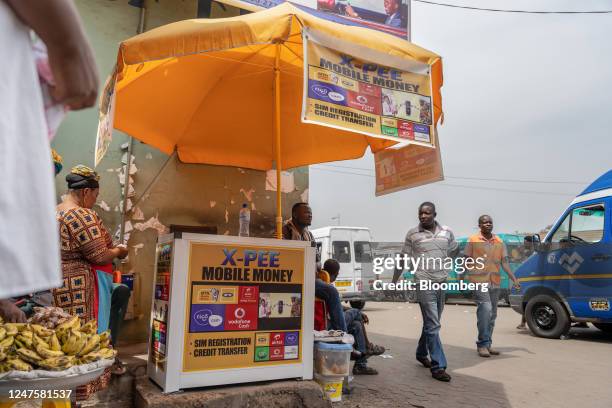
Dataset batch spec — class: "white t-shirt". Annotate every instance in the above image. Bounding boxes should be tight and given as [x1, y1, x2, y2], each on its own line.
[0, 3, 61, 298]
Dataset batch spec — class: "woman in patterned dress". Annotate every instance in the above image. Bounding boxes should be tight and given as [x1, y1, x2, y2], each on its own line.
[53, 165, 129, 398]
[54, 165, 128, 325]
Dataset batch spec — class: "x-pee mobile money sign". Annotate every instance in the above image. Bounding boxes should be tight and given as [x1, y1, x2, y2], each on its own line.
[302, 31, 435, 147]
[183, 241, 307, 372]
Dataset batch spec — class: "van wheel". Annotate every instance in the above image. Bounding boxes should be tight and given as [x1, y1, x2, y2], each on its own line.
[525, 294, 570, 339]
[350, 301, 366, 310]
[593, 323, 612, 334]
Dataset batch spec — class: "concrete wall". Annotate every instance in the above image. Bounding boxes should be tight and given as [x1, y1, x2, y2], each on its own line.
[52, 0, 308, 343]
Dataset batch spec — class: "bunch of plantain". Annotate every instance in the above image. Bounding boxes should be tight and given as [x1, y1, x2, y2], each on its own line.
[0, 316, 116, 374]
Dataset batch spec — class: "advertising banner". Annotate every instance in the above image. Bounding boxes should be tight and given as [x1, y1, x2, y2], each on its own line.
[302, 33, 435, 147]
[94, 71, 117, 167]
[214, 0, 410, 39]
[183, 242, 305, 372]
[374, 143, 444, 196]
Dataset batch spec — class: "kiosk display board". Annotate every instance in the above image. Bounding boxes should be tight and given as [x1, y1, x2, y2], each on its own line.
[148, 234, 315, 392]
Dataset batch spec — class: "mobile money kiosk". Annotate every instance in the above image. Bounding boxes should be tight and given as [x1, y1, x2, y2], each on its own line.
[147, 232, 315, 392]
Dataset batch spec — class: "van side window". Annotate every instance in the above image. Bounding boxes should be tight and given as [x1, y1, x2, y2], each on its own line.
[550, 214, 571, 243]
[332, 241, 351, 263]
[354, 241, 373, 263]
[549, 203, 605, 244]
[571, 204, 605, 243]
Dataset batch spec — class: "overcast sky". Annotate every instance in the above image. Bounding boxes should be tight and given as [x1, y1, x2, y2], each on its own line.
[310, 0, 612, 241]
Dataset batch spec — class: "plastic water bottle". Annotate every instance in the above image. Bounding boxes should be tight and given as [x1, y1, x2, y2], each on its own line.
[239, 203, 251, 237]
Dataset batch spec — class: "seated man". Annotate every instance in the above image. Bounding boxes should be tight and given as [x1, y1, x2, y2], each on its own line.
[282, 202, 347, 332]
[323, 259, 384, 375]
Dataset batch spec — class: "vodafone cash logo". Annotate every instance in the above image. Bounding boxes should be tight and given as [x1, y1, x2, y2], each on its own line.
[356, 95, 368, 104]
[234, 307, 246, 319]
[225, 304, 257, 330]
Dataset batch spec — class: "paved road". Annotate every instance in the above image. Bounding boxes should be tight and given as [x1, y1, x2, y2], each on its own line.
[338, 301, 612, 408]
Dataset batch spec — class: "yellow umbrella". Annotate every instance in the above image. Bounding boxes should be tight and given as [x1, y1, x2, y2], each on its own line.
[113, 3, 443, 238]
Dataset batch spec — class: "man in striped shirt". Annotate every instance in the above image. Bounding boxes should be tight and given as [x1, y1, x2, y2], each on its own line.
[403, 202, 457, 382]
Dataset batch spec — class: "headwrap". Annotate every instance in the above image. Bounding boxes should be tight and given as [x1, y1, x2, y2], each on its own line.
[66, 165, 100, 189]
[51, 148, 63, 176]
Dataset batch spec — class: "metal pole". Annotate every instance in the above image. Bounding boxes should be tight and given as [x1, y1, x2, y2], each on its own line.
[274, 42, 283, 239]
[274, 43, 283, 239]
[118, 138, 134, 245]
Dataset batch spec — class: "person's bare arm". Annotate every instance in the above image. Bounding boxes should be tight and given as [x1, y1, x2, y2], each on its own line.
[501, 259, 520, 288]
[500, 244, 520, 288]
[87, 246, 129, 266]
[4, 0, 99, 109]
[0, 299, 26, 323]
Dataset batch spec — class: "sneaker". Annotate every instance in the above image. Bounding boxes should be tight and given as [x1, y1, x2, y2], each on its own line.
[488, 348, 500, 356]
[477, 347, 490, 358]
[366, 343, 386, 356]
[416, 356, 432, 368]
[516, 324, 526, 330]
[352, 365, 378, 375]
[431, 369, 451, 382]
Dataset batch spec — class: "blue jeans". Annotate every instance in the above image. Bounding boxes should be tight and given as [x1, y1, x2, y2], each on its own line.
[473, 288, 500, 349]
[345, 308, 367, 367]
[315, 279, 347, 332]
[416, 287, 447, 372]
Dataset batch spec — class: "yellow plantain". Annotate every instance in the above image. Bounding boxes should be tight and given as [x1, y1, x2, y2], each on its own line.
[80, 351, 103, 364]
[0, 336, 14, 348]
[4, 324, 18, 337]
[29, 324, 53, 337]
[38, 356, 74, 371]
[49, 333, 62, 352]
[0, 350, 6, 362]
[33, 333, 49, 350]
[0, 327, 6, 342]
[78, 334, 100, 356]
[99, 348, 117, 359]
[16, 348, 42, 364]
[16, 334, 33, 349]
[14, 338, 26, 350]
[56, 327, 70, 344]
[36, 344, 64, 359]
[19, 330, 33, 340]
[80, 320, 98, 335]
[8, 358, 32, 372]
[61, 331, 79, 355]
[56, 316, 79, 332]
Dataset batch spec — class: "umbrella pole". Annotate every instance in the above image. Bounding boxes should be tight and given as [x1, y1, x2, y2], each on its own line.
[274, 42, 283, 239]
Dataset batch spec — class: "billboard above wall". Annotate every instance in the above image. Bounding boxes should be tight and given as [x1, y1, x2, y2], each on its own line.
[214, 0, 410, 39]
